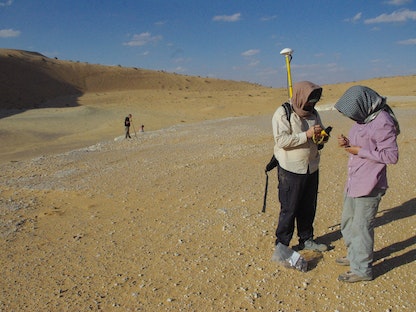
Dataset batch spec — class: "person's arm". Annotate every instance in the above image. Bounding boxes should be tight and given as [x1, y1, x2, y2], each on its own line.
[272, 107, 319, 148]
[344, 113, 398, 164]
[338, 134, 350, 148]
[358, 115, 398, 164]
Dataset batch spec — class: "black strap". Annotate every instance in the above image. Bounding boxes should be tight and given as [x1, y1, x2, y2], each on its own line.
[282, 102, 291, 121]
[262, 102, 291, 213]
[262, 172, 269, 213]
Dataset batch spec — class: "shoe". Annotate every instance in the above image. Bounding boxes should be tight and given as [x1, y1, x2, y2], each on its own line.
[271, 243, 308, 272]
[338, 271, 372, 283]
[299, 238, 328, 252]
[336, 257, 350, 266]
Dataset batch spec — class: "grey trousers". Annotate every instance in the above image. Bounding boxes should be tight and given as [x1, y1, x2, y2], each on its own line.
[341, 189, 385, 277]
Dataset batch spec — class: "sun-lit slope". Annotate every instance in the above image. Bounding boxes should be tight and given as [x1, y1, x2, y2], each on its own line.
[0, 48, 266, 110]
[1, 48, 415, 164]
[2, 48, 415, 111]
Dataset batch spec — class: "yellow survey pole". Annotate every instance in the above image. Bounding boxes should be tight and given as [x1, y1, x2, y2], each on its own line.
[280, 48, 294, 98]
[285, 55, 293, 98]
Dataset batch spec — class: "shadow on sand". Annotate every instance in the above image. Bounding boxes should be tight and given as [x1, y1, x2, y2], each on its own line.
[317, 197, 416, 277]
[0, 52, 83, 119]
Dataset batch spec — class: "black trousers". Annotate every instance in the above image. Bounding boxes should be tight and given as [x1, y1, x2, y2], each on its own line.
[275, 164, 319, 246]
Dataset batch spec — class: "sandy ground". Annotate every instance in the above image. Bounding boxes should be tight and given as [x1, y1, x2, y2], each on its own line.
[1, 103, 415, 311]
[0, 51, 415, 311]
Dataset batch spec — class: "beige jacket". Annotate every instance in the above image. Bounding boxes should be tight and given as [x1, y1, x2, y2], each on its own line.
[272, 104, 323, 174]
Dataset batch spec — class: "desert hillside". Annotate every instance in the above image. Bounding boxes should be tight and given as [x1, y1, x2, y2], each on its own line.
[1, 48, 415, 111]
[1, 48, 415, 164]
[0, 49, 415, 311]
[0, 48, 268, 111]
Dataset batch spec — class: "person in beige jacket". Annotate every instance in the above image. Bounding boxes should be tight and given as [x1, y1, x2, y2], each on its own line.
[272, 81, 329, 255]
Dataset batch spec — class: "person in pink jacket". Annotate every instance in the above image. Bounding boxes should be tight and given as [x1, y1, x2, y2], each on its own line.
[335, 86, 400, 283]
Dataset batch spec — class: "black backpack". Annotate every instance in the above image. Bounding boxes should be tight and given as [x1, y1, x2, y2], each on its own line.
[262, 103, 291, 212]
[265, 102, 291, 173]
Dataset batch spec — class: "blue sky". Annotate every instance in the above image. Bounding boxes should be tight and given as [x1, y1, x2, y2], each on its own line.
[0, 0, 415, 87]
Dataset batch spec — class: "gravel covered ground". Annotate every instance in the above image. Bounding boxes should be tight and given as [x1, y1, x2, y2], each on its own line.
[1, 109, 415, 311]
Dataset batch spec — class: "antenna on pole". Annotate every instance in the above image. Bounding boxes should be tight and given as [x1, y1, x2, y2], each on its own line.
[280, 48, 294, 98]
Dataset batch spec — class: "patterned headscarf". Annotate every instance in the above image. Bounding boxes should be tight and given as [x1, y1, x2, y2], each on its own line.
[335, 85, 400, 135]
[291, 81, 322, 118]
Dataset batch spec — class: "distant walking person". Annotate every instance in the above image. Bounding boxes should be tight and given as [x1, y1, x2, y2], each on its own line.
[335, 86, 399, 283]
[125, 114, 132, 139]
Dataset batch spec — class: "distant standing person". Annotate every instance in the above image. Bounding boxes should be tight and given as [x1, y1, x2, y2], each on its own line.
[125, 114, 132, 139]
[335, 86, 399, 283]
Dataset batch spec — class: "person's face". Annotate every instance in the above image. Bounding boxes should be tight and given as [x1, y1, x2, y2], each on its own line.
[303, 102, 315, 112]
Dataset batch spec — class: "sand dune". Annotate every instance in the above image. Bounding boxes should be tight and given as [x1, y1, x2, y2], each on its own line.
[1, 48, 415, 163]
[0, 49, 415, 311]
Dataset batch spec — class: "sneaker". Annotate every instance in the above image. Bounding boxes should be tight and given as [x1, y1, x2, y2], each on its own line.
[338, 271, 372, 283]
[335, 257, 350, 266]
[299, 238, 328, 252]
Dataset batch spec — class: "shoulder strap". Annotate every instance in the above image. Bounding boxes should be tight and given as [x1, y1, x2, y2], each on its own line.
[282, 102, 291, 122]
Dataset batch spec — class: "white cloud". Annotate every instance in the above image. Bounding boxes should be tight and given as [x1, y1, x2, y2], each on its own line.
[174, 66, 186, 73]
[260, 15, 278, 22]
[256, 67, 278, 78]
[212, 13, 241, 22]
[397, 38, 416, 44]
[385, 0, 411, 5]
[123, 32, 162, 47]
[326, 63, 344, 73]
[352, 12, 362, 22]
[155, 21, 166, 26]
[365, 9, 416, 23]
[0, 0, 13, 7]
[241, 49, 260, 57]
[344, 12, 362, 23]
[0, 28, 20, 38]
